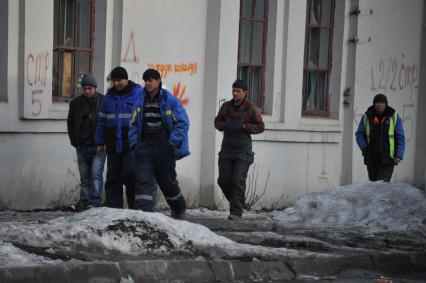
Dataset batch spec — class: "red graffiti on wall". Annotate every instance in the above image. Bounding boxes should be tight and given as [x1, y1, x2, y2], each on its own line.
[31, 89, 43, 116]
[172, 82, 189, 106]
[122, 31, 139, 63]
[26, 52, 49, 87]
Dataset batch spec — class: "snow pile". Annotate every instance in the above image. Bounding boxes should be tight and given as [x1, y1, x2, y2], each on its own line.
[0, 208, 234, 258]
[0, 241, 62, 267]
[0, 208, 313, 267]
[273, 182, 426, 233]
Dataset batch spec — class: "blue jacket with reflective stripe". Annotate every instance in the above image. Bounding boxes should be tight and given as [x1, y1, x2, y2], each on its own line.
[129, 87, 190, 160]
[96, 81, 142, 153]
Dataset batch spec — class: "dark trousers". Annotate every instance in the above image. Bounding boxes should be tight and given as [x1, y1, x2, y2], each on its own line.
[218, 150, 254, 216]
[133, 135, 186, 213]
[105, 151, 136, 208]
[366, 150, 394, 182]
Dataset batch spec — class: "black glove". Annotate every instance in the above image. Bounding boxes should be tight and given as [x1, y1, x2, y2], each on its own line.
[362, 148, 368, 156]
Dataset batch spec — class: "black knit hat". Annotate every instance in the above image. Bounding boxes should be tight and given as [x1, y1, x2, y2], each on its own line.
[109, 66, 128, 80]
[373, 93, 388, 105]
[232, 79, 248, 91]
[143, 69, 161, 81]
[81, 73, 97, 87]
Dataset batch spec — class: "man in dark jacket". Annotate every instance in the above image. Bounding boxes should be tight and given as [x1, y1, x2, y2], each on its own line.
[214, 79, 265, 220]
[355, 93, 405, 182]
[67, 73, 105, 210]
[129, 69, 189, 219]
[96, 67, 142, 209]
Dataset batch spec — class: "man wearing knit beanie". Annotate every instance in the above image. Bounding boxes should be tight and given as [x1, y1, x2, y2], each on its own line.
[67, 73, 105, 211]
[129, 68, 190, 219]
[355, 93, 405, 182]
[95, 66, 143, 209]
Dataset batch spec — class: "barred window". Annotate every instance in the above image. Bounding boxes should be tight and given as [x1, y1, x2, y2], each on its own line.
[237, 0, 269, 109]
[302, 0, 335, 116]
[53, 0, 95, 102]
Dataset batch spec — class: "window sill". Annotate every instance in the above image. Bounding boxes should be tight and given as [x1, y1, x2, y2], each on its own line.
[48, 102, 69, 120]
[253, 121, 342, 143]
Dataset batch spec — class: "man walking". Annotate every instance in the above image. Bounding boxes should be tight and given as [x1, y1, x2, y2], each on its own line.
[67, 73, 105, 210]
[214, 79, 264, 220]
[355, 93, 405, 182]
[96, 66, 141, 208]
[129, 69, 189, 219]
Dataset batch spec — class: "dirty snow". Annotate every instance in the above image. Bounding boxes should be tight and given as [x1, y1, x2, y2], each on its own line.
[273, 181, 426, 233]
[0, 241, 62, 267]
[0, 208, 310, 267]
[1, 181, 426, 267]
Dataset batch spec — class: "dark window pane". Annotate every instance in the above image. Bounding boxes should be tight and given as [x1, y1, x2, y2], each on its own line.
[251, 67, 262, 106]
[309, 28, 319, 67]
[53, 0, 60, 45]
[305, 71, 317, 111]
[239, 20, 251, 64]
[254, 0, 265, 19]
[241, 0, 253, 17]
[78, 1, 92, 48]
[64, 0, 75, 46]
[251, 22, 264, 65]
[309, 0, 320, 25]
[319, 29, 329, 69]
[306, 0, 311, 24]
[317, 72, 327, 111]
[239, 66, 249, 83]
[52, 51, 61, 98]
[75, 51, 90, 96]
[303, 27, 309, 67]
[321, 0, 332, 26]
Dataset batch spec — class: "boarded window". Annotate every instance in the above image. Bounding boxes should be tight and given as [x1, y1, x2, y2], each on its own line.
[53, 0, 95, 102]
[237, 0, 268, 109]
[302, 0, 335, 116]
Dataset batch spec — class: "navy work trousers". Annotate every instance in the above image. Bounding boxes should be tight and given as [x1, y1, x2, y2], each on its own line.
[105, 151, 136, 208]
[133, 135, 186, 213]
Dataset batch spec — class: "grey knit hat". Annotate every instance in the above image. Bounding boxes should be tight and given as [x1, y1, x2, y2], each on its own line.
[81, 73, 98, 88]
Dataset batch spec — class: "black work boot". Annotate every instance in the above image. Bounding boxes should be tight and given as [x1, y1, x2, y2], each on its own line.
[171, 209, 186, 220]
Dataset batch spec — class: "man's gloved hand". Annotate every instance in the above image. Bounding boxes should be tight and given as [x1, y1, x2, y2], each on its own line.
[362, 148, 368, 156]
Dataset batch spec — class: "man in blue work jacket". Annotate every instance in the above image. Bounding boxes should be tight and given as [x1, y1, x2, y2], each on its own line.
[129, 69, 189, 219]
[96, 66, 141, 208]
[355, 94, 405, 182]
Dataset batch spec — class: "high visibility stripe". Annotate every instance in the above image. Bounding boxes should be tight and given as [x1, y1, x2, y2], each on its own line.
[363, 112, 398, 158]
[165, 192, 182, 201]
[130, 107, 141, 126]
[106, 114, 116, 119]
[118, 113, 133, 119]
[135, 194, 154, 201]
[389, 112, 397, 159]
[165, 109, 177, 122]
[98, 112, 107, 118]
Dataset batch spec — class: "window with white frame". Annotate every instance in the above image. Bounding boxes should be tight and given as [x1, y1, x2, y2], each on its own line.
[53, 0, 95, 102]
[302, 0, 335, 116]
[237, 0, 269, 110]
